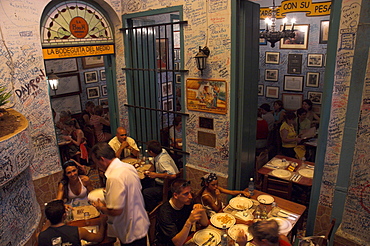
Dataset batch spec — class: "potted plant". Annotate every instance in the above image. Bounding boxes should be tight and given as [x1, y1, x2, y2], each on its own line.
[0, 86, 11, 118]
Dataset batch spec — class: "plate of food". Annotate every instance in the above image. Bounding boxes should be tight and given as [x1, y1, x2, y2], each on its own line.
[298, 168, 314, 178]
[229, 197, 254, 210]
[271, 169, 292, 179]
[270, 159, 288, 167]
[210, 213, 236, 228]
[257, 195, 274, 204]
[228, 224, 253, 241]
[88, 188, 105, 202]
[267, 217, 292, 234]
[193, 228, 221, 246]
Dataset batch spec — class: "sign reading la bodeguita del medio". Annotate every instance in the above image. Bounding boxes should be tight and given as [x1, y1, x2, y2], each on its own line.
[42, 44, 114, 59]
[260, 0, 331, 19]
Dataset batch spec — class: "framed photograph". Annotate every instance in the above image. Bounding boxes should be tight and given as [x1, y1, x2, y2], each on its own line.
[173, 31, 180, 48]
[174, 49, 180, 61]
[320, 20, 330, 44]
[87, 86, 100, 99]
[52, 73, 81, 96]
[284, 75, 304, 92]
[306, 72, 320, 87]
[176, 74, 181, 84]
[287, 54, 302, 74]
[45, 58, 78, 74]
[84, 71, 98, 83]
[258, 84, 264, 96]
[308, 91, 323, 104]
[265, 69, 279, 82]
[186, 78, 227, 114]
[162, 98, 173, 112]
[265, 52, 280, 64]
[307, 54, 324, 67]
[280, 24, 310, 50]
[282, 93, 303, 111]
[161, 83, 173, 97]
[266, 86, 279, 98]
[259, 29, 267, 45]
[99, 69, 106, 80]
[101, 85, 107, 96]
[99, 98, 109, 108]
[82, 56, 104, 69]
[156, 38, 168, 69]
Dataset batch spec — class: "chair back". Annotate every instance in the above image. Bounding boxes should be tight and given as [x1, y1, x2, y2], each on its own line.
[148, 202, 163, 245]
[162, 168, 183, 202]
[262, 174, 293, 200]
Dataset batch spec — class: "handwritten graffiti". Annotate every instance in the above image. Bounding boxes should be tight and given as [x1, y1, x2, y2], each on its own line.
[14, 69, 45, 103]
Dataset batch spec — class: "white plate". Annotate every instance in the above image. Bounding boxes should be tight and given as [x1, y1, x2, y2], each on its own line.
[298, 168, 314, 178]
[87, 188, 105, 202]
[229, 197, 254, 210]
[271, 169, 292, 179]
[271, 159, 288, 167]
[268, 217, 292, 234]
[257, 195, 274, 204]
[228, 224, 253, 241]
[193, 228, 221, 246]
[210, 213, 236, 228]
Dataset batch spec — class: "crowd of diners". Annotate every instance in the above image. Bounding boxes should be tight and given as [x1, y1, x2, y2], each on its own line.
[257, 98, 319, 159]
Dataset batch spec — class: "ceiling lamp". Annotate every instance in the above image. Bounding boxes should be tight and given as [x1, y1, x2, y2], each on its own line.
[194, 46, 210, 75]
[260, 0, 296, 48]
[47, 69, 59, 95]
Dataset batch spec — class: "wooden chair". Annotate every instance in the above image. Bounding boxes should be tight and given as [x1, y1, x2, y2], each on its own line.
[162, 168, 183, 202]
[147, 202, 163, 246]
[262, 174, 293, 200]
[298, 218, 336, 246]
[255, 149, 269, 189]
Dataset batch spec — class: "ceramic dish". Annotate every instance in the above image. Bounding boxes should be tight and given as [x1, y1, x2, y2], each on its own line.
[298, 168, 314, 178]
[229, 197, 254, 210]
[271, 169, 292, 179]
[268, 217, 292, 234]
[257, 195, 274, 204]
[87, 188, 105, 202]
[193, 228, 221, 246]
[210, 213, 236, 228]
[270, 159, 288, 167]
[228, 224, 253, 241]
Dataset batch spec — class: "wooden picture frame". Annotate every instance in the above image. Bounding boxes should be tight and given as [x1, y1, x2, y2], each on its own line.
[45, 58, 78, 74]
[87, 86, 100, 99]
[280, 24, 310, 50]
[306, 72, 320, 87]
[265, 52, 280, 64]
[287, 54, 302, 74]
[259, 29, 267, 45]
[99, 98, 109, 108]
[162, 98, 173, 112]
[101, 85, 107, 96]
[84, 71, 98, 83]
[282, 93, 303, 111]
[266, 86, 279, 98]
[308, 91, 323, 104]
[320, 20, 330, 44]
[161, 83, 173, 97]
[258, 84, 264, 96]
[186, 78, 227, 114]
[82, 56, 104, 69]
[284, 75, 304, 92]
[99, 69, 106, 81]
[52, 73, 81, 96]
[156, 38, 168, 69]
[265, 69, 279, 82]
[307, 54, 324, 67]
[176, 74, 181, 84]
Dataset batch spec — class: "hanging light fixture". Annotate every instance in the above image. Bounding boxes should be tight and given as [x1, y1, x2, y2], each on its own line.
[47, 69, 59, 95]
[194, 46, 210, 75]
[260, 0, 296, 48]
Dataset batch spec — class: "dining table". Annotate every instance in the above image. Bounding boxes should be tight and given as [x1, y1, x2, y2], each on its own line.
[257, 155, 315, 187]
[121, 157, 153, 179]
[184, 189, 306, 246]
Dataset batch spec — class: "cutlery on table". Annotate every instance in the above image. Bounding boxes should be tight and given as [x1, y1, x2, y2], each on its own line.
[279, 209, 299, 218]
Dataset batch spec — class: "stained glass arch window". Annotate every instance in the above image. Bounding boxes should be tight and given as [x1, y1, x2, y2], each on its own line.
[41, 1, 114, 47]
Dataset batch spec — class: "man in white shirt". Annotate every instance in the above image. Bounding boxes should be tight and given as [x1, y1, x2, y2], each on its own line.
[91, 142, 149, 246]
[108, 127, 139, 159]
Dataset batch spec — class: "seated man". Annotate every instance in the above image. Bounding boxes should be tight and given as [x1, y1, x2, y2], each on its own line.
[38, 200, 107, 246]
[108, 127, 139, 159]
[156, 178, 208, 246]
[143, 140, 179, 211]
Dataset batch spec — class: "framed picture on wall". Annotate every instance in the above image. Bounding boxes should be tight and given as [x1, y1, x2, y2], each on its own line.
[176, 74, 181, 83]
[45, 58, 78, 74]
[320, 20, 330, 44]
[161, 83, 173, 97]
[156, 38, 168, 69]
[265, 69, 279, 82]
[87, 86, 100, 99]
[307, 54, 324, 67]
[284, 75, 304, 92]
[287, 54, 302, 74]
[280, 24, 310, 50]
[260, 29, 267, 45]
[282, 93, 303, 111]
[99, 98, 109, 108]
[258, 84, 264, 96]
[265, 52, 280, 64]
[308, 91, 323, 104]
[84, 71, 98, 83]
[52, 73, 81, 96]
[101, 85, 107, 96]
[266, 86, 279, 98]
[162, 98, 173, 112]
[306, 72, 320, 87]
[82, 56, 104, 69]
[99, 69, 106, 80]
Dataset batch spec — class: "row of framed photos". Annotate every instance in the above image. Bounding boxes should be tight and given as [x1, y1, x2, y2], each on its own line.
[258, 85, 323, 105]
[265, 52, 324, 68]
[265, 72, 320, 88]
[86, 85, 107, 99]
[84, 69, 106, 83]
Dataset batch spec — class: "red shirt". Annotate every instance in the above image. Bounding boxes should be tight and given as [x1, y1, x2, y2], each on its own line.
[256, 119, 269, 139]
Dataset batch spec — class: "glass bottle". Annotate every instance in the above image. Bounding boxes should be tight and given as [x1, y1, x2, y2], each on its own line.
[248, 177, 255, 196]
[221, 224, 228, 246]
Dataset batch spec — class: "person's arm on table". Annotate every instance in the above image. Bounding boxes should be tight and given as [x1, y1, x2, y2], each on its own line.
[78, 215, 108, 242]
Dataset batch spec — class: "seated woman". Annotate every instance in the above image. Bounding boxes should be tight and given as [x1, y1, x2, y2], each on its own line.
[280, 112, 302, 158]
[90, 105, 112, 142]
[295, 108, 311, 135]
[302, 99, 320, 126]
[236, 220, 291, 246]
[56, 160, 93, 207]
[197, 173, 250, 217]
[62, 119, 88, 163]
